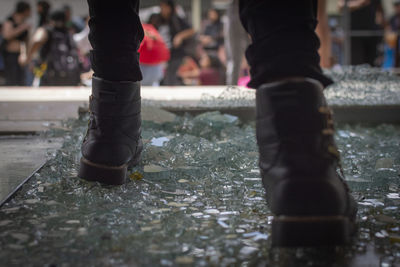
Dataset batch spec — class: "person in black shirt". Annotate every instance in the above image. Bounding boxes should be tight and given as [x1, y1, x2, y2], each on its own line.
[1, 1, 31, 86]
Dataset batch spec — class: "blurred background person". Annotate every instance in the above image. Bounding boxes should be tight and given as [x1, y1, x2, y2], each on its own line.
[199, 8, 223, 57]
[154, 0, 195, 85]
[20, 0, 51, 86]
[1, 1, 31, 86]
[63, 4, 84, 34]
[73, 16, 91, 59]
[63, 5, 74, 33]
[382, 0, 400, 68]
[197, 52, 224, 85]
[329, 17, 345, 66]
[139, 23, 170, 86]
[148, 13, 162, 29]
[316, 0, 332, 68]
[73, 16, 92, 86]
[177, 55, 199, 85]
[389, 0, 400, 30]
[0, 23, 5, 85]
[37, 1, 51, 27]
[25, 10, 81, 86]
[224, 0, 249, 86]
[178, 52, 224, 85]
[339, 0, 385, 66]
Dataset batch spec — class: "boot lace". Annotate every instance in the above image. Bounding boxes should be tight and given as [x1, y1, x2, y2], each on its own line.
[318, 106, 350, 191]
[83, 95, 94, 142]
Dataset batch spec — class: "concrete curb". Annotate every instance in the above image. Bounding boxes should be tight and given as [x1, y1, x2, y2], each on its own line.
[0, 86, 399, 133]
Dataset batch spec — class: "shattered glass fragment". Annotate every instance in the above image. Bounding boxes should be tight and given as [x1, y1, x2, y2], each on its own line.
[150, 137, 170, 147]
[129, 171, 143, 181]
[0, 69, 400, 267]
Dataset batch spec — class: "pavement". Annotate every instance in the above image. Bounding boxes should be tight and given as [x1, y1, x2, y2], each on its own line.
[0, 136, 62, 206]
[0, 86, 221, 133]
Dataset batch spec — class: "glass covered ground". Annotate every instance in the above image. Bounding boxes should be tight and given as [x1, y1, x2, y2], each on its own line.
[0, 110, 399, 266]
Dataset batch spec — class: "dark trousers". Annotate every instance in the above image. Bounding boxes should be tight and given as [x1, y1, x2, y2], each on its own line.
[87, 0, 332, 87]
[87, 0, 143, 82]
[3, 52, 25, 86]
[163, 56, 184, 85]
[350, 36, 379, 66]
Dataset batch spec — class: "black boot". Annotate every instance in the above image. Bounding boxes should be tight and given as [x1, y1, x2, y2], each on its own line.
[256, 78, 357, 246]
[78, 77, 143, 185]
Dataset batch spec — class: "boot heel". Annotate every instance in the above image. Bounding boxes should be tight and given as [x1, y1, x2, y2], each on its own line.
[271, 215, 351, 247]
[128, 142, 143, 168]
[128, 156, 141, 169]
[78, 157, 127, 185]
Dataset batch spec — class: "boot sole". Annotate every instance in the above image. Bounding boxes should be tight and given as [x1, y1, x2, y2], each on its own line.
[271, 215, 354, 247]
[78, 155, 141, 185]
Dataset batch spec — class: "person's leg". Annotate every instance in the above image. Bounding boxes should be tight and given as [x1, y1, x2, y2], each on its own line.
[140, 64, 163, 86]
[139, 64, 153, 86]
[16, 63, 26, 86]
[153, 64, 165, 86]
[365, 37, 379, 66]
[351, 37, 365, 65]
[239, 0, 332, 88]
[3, 52, 19, 86]
[316, 0, 332, 68]
[164, 56, 183, 85]
[78, 0, 144, 184]
[239, 0, 357, 246]
[88, 0, 143, 82]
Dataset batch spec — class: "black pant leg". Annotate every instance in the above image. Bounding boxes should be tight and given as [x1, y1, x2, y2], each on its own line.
[164, 56, 184, 85]
[16, 60, 26, 86]
[4, 52, 20, 86]
[365, 37, 379, 66]
[239, 0, 333, 88]
[350, 37, 365, 65]
[87, 0, 144, 82]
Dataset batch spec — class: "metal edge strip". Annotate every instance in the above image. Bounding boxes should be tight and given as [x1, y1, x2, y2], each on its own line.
[0, 161, 47, 208]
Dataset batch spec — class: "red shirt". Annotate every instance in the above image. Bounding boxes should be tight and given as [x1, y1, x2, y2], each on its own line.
[139, 24, 170, 65]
